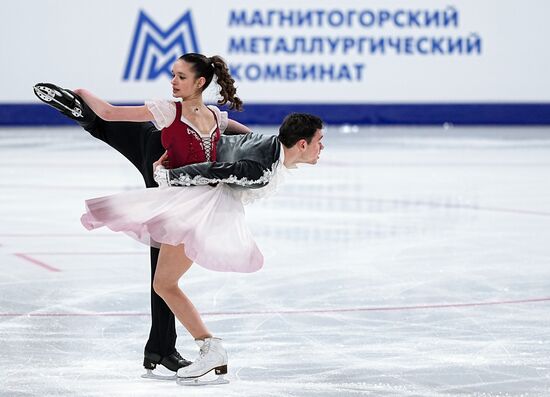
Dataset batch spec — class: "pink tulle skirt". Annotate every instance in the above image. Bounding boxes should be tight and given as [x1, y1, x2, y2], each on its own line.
[80, 185, 263, 273]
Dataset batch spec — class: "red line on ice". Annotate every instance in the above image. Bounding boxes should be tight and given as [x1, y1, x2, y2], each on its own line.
[14, 253, 61, 272]
[1, 297, 548, 318]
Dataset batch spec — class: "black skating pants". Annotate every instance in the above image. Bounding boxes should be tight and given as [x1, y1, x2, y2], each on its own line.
[77, 114, 177, 357]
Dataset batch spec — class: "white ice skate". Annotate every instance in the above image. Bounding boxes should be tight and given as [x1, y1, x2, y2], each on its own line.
[176, 337, 229, 386]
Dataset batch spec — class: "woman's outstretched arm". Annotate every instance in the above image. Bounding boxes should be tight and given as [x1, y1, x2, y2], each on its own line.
[73, 88, 154, 122]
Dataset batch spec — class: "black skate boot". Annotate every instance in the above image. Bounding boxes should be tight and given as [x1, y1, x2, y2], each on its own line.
[33, 83, 85, 119]
[142, 350, 192, 380]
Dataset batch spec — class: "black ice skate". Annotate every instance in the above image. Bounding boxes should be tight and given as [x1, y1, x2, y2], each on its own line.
[33, 83, 84, 118]
[142, 350, 192, 381]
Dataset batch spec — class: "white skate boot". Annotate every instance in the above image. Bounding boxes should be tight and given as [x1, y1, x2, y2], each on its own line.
[176, 337, 229, 386]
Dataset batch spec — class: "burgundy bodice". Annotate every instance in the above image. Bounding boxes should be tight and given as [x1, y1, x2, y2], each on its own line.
[161, 102, 221, 169]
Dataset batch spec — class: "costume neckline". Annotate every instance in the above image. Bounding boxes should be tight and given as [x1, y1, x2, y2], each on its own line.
[179, 104, 218, 137]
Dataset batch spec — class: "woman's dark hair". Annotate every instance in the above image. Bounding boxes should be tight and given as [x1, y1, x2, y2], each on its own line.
[179, 53, 243, 111]
[278, 113, 323, 148]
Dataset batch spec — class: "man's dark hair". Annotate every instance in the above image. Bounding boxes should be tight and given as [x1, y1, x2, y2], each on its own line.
[278, 113, 323, 148]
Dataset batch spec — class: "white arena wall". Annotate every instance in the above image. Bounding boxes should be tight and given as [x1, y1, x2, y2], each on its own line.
[1, 0, 549, 125]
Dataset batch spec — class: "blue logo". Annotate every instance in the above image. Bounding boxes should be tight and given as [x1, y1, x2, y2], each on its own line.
[123, 10, 200, 81]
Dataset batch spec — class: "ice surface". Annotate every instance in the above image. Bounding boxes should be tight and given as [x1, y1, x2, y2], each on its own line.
[0, 126, 549, 396]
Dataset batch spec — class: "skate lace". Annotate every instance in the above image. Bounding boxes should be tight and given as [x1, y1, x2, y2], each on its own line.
[197, 339, 211, 361]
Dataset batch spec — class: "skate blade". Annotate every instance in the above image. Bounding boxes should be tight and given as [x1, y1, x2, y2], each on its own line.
[33, 86, 57, 102]
[176, 375, 229, 386]
[141, 368, 177, 381]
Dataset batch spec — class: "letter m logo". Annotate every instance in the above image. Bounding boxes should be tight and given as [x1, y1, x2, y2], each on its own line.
[123, 10, 200, 81]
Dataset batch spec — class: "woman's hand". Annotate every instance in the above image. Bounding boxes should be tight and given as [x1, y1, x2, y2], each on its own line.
[153, 151, 170, 187]
[153, 151, 169, 173]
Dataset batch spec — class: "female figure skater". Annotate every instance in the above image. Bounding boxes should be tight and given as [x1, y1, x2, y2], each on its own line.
[75, 53, 251, 385]
[33, 53, 252, 376]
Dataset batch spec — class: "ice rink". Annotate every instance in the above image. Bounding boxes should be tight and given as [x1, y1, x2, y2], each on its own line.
[1, 125, 549, 396]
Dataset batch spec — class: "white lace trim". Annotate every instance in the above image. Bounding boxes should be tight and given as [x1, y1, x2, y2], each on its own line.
[170, 167, 276, 187]
[153, 166, 170, 188]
